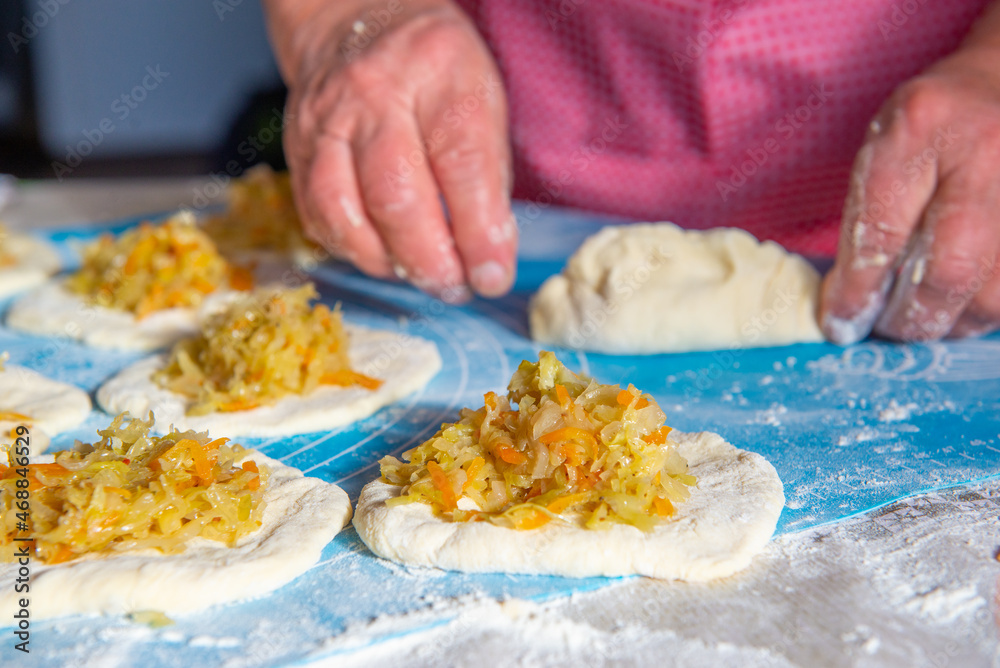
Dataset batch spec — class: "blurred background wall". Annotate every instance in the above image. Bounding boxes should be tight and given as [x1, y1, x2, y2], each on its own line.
[0, 0, 286, 179]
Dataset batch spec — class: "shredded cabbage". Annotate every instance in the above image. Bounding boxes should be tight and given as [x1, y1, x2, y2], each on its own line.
[66, 212, 254, 318]
[154, 283, 382, 415]
[128, 610, 175, 628]
[201, 165, 315, 254]
[380, 352, 696, 531]
[0, 412, 268, 564]
[0, 225, 16, 268]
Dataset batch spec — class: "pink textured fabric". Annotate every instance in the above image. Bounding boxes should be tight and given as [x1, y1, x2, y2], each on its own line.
[455, 0, 990, 255]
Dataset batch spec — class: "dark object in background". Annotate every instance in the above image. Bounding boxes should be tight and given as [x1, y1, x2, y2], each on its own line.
[0, 1, 44, 176]
[213, 86, 289, 176]
[0, 0, 282, 179]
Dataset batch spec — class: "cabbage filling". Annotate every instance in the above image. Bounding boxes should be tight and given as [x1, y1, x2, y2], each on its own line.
[154, 283, 382, 415]
[380, 352, 696, 531]
[0, 225, 17, 268]
[201, 165, 314, 254]
[66, 212, 254, 318]
[0, 412, 267, 564]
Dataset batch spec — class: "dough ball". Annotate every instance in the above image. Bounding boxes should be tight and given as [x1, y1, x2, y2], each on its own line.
[529, 223, 823, 354]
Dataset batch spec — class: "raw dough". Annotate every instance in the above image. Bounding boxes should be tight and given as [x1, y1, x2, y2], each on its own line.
[0, 452, 352, 619]
[0, 230, 61, 299]
[96, 325, 442, 437]
[354, 429, 785, 581]
[0, 363, 91, 455]
[5, 280, 214, 352]
[529, 223, 823, 354]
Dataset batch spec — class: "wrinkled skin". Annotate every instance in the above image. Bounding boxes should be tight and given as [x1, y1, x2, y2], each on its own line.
[267, 0, 1000, 342]
[820, 31, 1000, 344]
[267, 0, 515, 302]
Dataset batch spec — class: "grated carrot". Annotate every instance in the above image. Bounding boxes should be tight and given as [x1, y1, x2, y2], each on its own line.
[242, 461, 260, 490]
[427, 460, 457, 510]
[463, 457, 485, 492]
[495, 444, 527, 465]
[539, 427, 598, 454]
[320, 369, 383, 390]
[653, 497, 674, 517]
[648, 426, 673, 444]
[514, 509, 551, 530]
[554, 384, 571, 408]
[546, 492, 590, 514]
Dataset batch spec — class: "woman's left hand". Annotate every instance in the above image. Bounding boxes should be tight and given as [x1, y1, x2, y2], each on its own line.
[819, 32, 1000, 344]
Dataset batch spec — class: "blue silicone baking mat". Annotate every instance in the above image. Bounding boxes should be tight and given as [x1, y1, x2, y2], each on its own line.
[2, 203, 999, 666]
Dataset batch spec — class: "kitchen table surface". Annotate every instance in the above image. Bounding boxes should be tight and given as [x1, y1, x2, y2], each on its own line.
[1, 178, 998, 668]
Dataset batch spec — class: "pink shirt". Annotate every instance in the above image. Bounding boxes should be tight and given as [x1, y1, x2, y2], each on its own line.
[456, 0, 990, 255]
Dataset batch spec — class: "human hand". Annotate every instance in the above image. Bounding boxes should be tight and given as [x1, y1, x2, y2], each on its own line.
[819, 43, 1000, 344]
[275, 0, 516, 301]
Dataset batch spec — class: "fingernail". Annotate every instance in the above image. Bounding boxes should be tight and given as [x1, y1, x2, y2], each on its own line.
[392, 261, 408, 280]
[340, 195, 364, 228]
[469, 260, 511, 297]
[823, 309, 879, 346]
[822, 275, 890, 345]
[440, 284, 473, 304]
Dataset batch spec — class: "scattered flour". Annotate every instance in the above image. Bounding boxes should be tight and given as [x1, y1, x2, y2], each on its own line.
[189, 635, 241, 648]
[901, 584, 985, 625]
[836, 427, 885, 445]
[306, 480, 1000, 668]
[755, 404, 788, 426]
[316, 597, 797, 668]
[878, 400, 918, 423]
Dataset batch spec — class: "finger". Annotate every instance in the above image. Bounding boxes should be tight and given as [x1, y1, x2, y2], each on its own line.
[353, 116, 471, 301]
[819, 116, 938, 344]
[949, 262, 1000, 337]
[420, 79, 516, 298]
[873, 171, 1000, 341]
[283, 112, 322, 240]
[305, 135, 393, 278]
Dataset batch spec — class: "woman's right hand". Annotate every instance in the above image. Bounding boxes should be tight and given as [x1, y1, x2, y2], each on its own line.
[263, 0, 517, 302]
